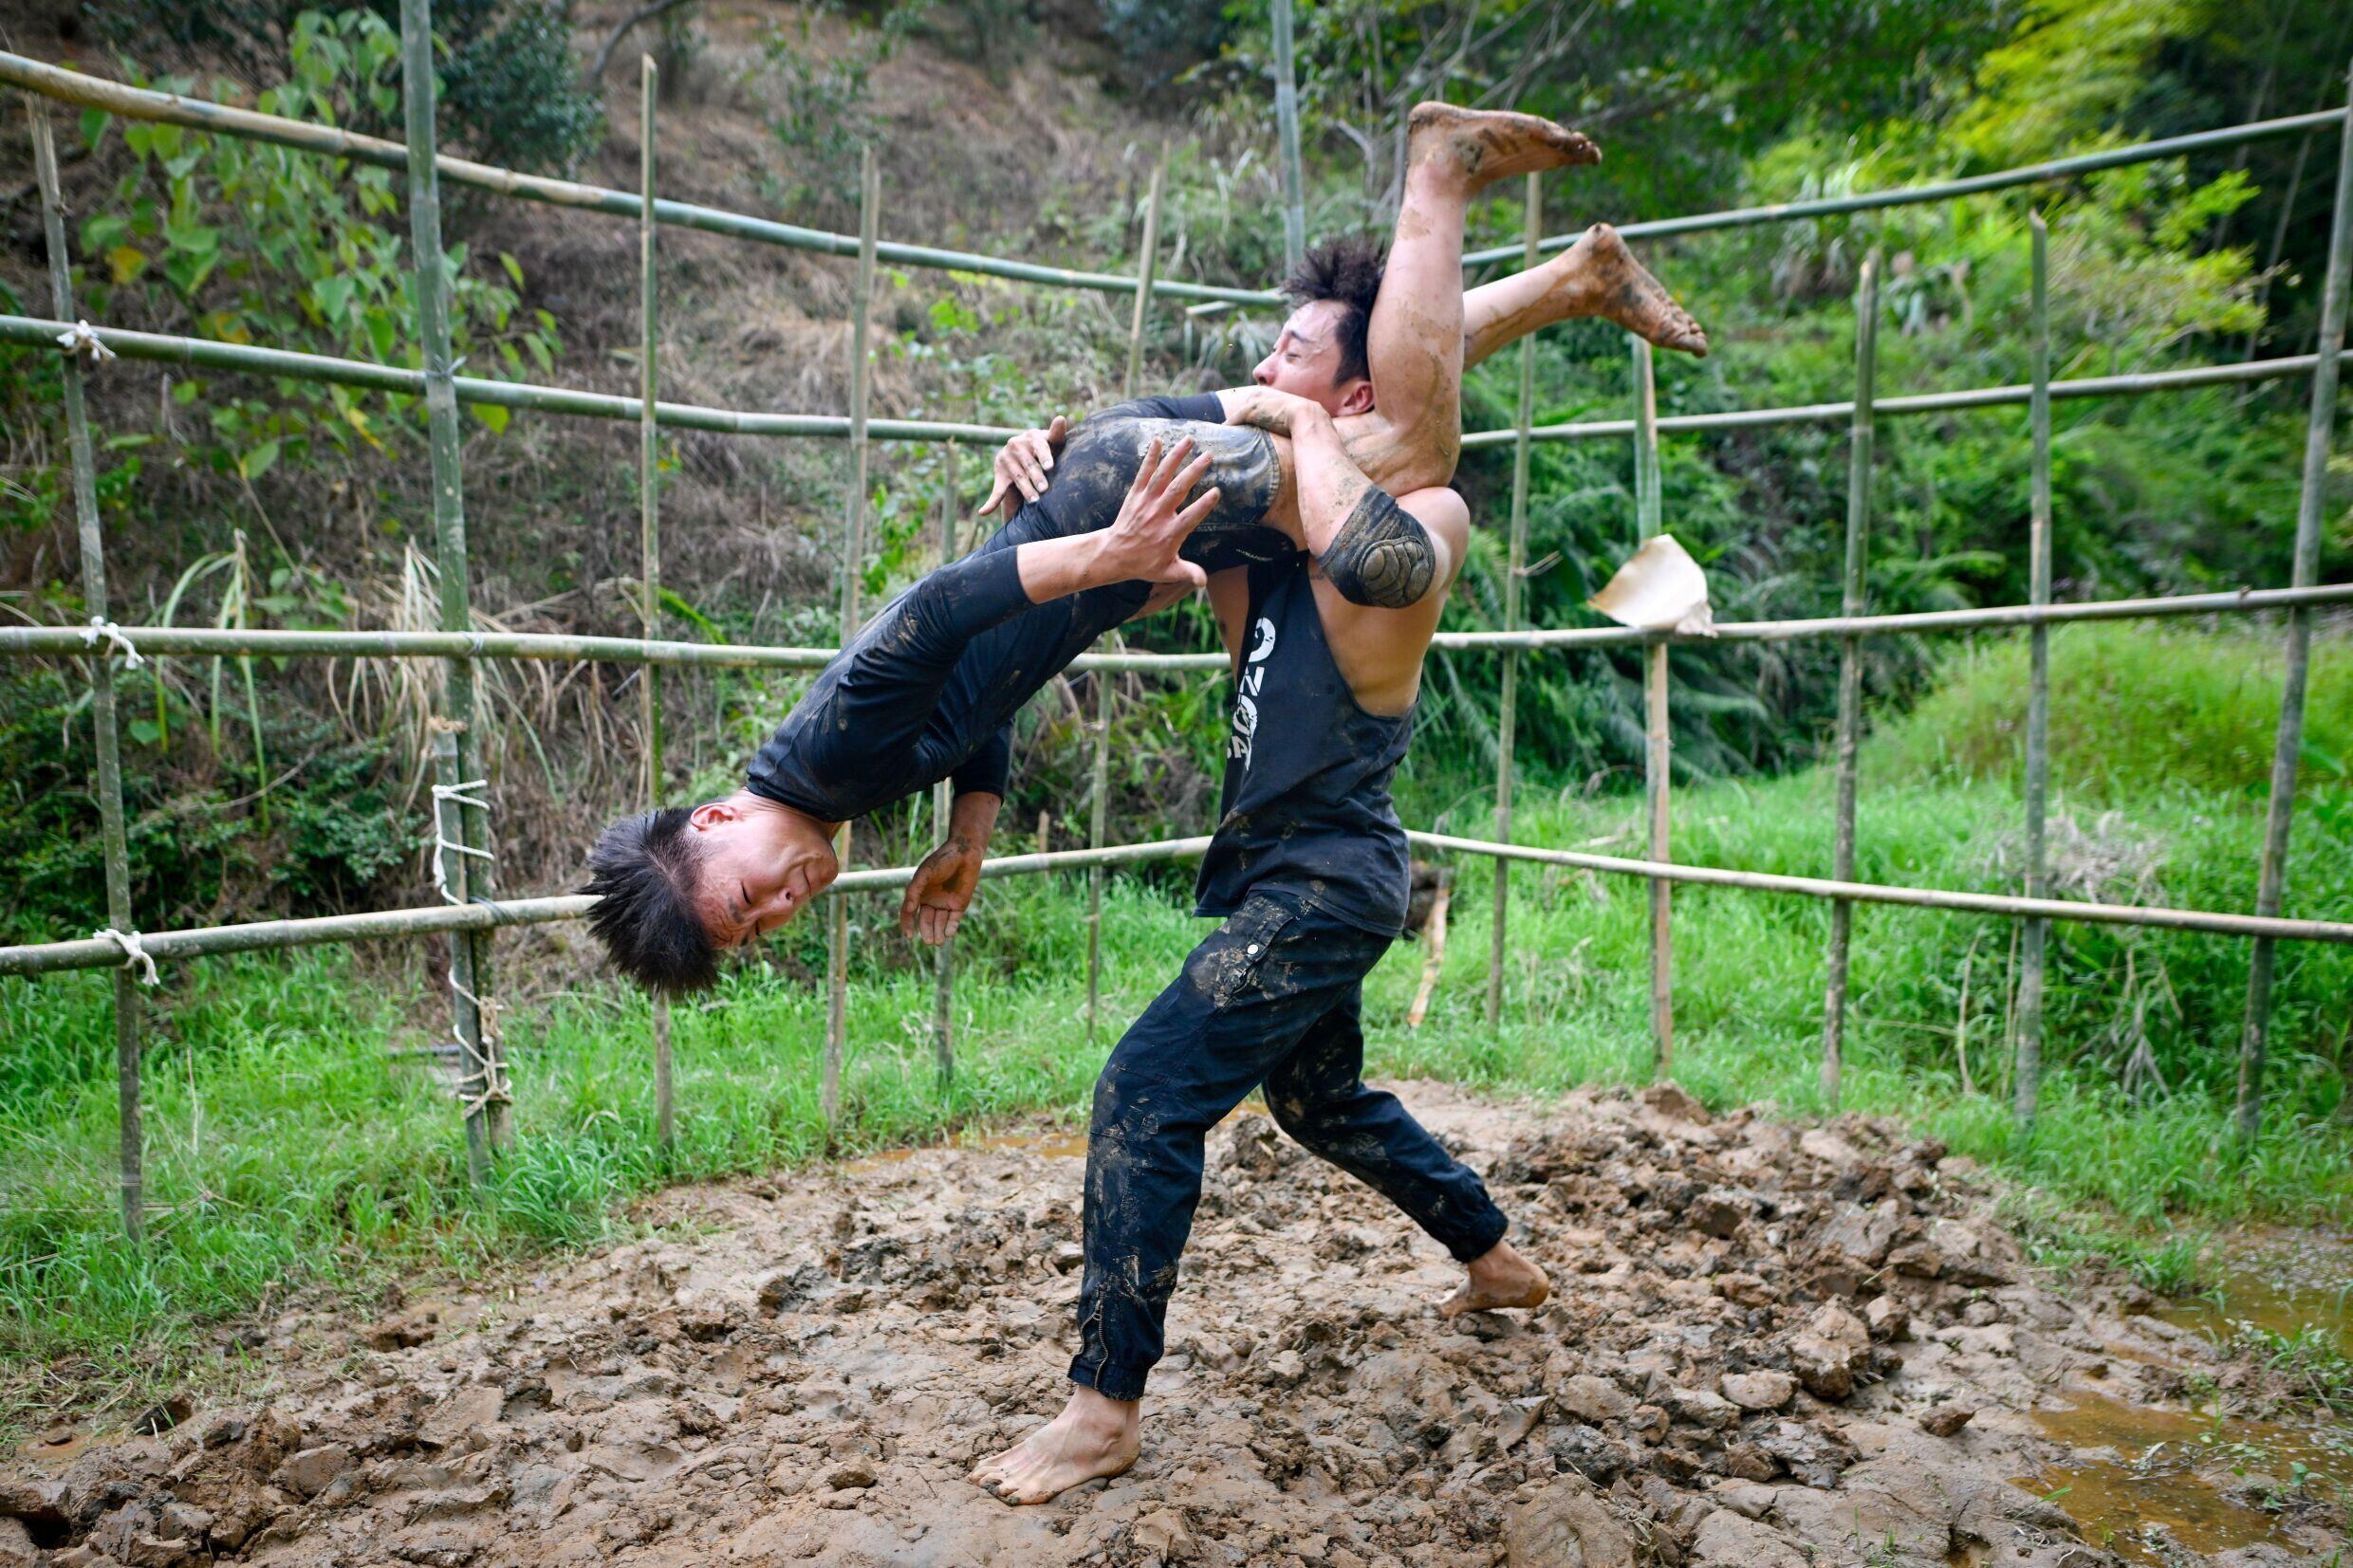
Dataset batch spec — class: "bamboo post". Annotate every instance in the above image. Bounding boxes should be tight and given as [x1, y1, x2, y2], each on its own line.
[933, 445, 957, 1085]
[1821, 257, 1880, 1108]
[824, 146, 880, 1133]
[2238, 60, 2353, 1146]
[2015, 216, 2054, 1127]
[1122, 153, 1166, 397]
[1085, 155, 1166, 1045]
[401, 0, 508, 1162]
[28, 101, 144, 1241]
[639, 57, 675, 1152]
[1631, 339, 1673, 1074]
[1487, 175, 1540, 1028]
[1271, 0, 1306, 273]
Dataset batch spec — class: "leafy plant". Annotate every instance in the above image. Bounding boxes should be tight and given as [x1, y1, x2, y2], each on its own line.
[78, 9, 559, 486]
[96, 0, 601, 173]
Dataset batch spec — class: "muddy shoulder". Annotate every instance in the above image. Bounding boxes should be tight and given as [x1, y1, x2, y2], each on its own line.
[6, 1083, 2345, 1567]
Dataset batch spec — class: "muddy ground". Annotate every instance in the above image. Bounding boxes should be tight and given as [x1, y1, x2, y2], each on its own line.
[6, 1083, 2347, 1566]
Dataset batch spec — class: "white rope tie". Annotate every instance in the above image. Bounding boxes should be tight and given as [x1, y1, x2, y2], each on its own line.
[93, 927, 159, 986]
[55, 320, 117, 364]
[82, 617, 146, 670]
[428, 779, 493, 906]
[445, 977, 511, 1115]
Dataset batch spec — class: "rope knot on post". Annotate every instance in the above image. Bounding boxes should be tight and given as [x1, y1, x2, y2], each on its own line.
[81, 617, 145, 669]
[92, 927, 159, 986]
[54, 319, 117, 364]
[445, 977, 512, 1116]
[428, 778, 493, 905]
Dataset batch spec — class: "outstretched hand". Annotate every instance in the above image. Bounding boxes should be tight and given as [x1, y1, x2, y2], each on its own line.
[899, 834, 983, 946]
[979, 416, 1069, 519]
[1092, 435, 1220, 591]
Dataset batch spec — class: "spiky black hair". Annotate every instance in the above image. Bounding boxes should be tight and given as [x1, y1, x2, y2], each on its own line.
[584, 806, 721, 996]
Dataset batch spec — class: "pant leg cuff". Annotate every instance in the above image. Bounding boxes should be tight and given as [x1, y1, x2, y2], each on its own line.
[1067, 1355, 1151, 1402]
[1444, 1211, 1512, 1264]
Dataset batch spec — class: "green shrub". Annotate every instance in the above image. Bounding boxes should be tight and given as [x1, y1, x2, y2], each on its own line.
[1869, 622, 2351, 801]
[0, 668, 412, 944]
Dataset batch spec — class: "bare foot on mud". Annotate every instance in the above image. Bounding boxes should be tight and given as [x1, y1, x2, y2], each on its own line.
[1440, 1238, 1551, 1319]
[1408, 101, 1602, 192]
[1561, 223, 1710, 357]
[969, 1386, 1140, 1504]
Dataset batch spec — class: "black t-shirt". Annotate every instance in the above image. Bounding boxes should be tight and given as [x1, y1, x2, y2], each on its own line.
[743, 393, 1293, 821]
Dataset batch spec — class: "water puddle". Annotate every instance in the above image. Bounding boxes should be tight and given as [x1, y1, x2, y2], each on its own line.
[2154, 1227, 2353, 1359]
[846, 1127, 1090, 1171]
[2020, 1389, 2349, 1564]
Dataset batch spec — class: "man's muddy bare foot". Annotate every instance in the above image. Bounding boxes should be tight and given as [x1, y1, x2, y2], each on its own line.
[1564, 223, 1710, 357]
[968, 1386, 1140, 1505]
[1408, 101, 1601, 191]
[1440, 1238, 1551, 1319]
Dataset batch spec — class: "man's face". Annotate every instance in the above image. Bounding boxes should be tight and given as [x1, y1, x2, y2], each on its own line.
[1252, 300, 1373, 416]
[685, 800, 835, 950]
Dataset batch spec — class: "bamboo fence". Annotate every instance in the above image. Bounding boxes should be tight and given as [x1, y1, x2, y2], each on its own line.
[3, 23, 2350, 1236]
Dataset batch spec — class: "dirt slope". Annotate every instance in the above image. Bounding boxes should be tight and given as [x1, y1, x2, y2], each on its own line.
[8, 1084, 2345, 1565]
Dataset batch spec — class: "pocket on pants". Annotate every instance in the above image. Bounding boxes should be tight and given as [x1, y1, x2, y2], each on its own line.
[1200, 896, 1301, 1008]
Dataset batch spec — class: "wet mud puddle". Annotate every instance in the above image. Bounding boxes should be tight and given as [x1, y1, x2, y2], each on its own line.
[2022, 1391, 2348, 1564]
[2021, 1230, 2353, 1565]
[2153, 1229, 2353, 1357]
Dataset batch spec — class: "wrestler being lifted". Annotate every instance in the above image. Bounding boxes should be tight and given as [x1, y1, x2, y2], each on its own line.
[583, 101, 1704, 1001]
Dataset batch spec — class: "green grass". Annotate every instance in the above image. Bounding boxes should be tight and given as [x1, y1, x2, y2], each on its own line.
[4, 628, 2349, 1429]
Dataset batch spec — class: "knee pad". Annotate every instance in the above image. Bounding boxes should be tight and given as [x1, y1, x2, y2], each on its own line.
[1323, 488, 1436, 608]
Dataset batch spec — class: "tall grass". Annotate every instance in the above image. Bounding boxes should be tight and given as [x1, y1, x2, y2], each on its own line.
[2, 629, 2347, 1426]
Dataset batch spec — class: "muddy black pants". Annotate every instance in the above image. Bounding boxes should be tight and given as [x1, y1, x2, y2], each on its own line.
[1070, 885, 1511, 1400]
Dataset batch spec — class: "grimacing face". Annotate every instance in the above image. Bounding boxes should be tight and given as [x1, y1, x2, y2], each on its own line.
[684, 798, 836, 949]
[1251, 299, 1374, 416]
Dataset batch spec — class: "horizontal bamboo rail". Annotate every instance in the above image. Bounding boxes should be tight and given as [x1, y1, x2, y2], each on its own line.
[0, 314, 1021, 444]
[0, 622, 1212, 670]
[0, 837, 1215, 977]
[9, 818, 2349, 983]
[0, 51, 1281, 307]
[1458, 349, 2353, 449]
[6, 581, 2344, 670]
[9, 313, 2334, 455]
[1402, 832, 2353, 946]
[1463, 106, 2352, 265]
[10, 46, 2333, 304]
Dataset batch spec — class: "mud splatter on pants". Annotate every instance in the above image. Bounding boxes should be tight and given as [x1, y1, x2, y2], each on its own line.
[1070, 884, 1511, 1400]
